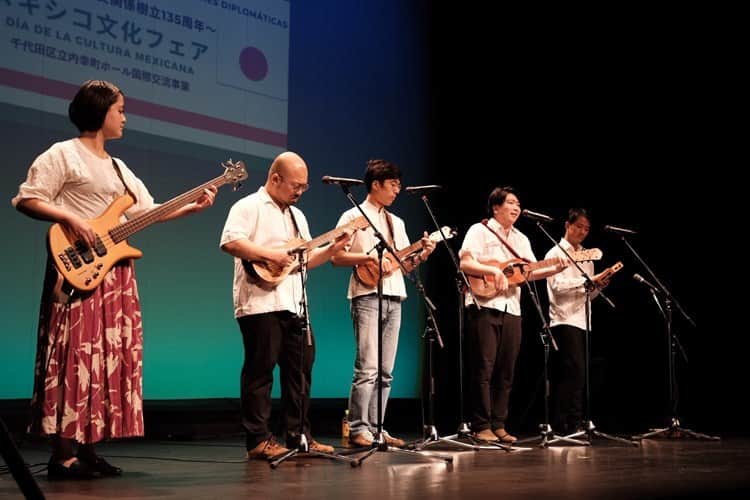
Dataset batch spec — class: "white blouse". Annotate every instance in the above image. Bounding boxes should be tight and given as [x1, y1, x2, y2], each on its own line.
[12, 138, 155, 220]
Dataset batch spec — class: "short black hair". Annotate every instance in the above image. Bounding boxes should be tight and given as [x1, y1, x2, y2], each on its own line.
[566, 207, 590, 224]
[364, 159, 401, 192]
[487, 185, 519, 216]
[68, 80, 123, 132]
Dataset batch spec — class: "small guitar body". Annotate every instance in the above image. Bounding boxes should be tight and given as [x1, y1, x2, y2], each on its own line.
[467, 248, 603, 300]
[243, 236, 308, 287]
[244, 216, 370, 287]
[354, 226, 456, 287]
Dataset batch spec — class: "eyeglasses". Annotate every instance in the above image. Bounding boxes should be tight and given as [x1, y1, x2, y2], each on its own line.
[384, 179, 401, 189]
[277, 174, 309, 192]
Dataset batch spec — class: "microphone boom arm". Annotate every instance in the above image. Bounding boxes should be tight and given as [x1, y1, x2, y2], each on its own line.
[620, 236, 695, 328]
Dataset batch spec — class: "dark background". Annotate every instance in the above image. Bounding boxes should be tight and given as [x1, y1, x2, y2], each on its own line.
[424, 5, 738, 436]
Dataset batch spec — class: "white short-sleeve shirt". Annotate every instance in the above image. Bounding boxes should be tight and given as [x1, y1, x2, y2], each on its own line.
[220, 186, 312, 318]
[335, 198, 410, 300]
[459, 218, 536, 316]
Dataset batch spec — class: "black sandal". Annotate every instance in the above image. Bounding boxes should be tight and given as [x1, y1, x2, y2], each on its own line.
[47, 458, 99, 480]
[78, 455, 123, 476]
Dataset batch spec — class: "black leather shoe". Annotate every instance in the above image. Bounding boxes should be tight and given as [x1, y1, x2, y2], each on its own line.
[48, 458, 100, 480]
[79, 455, 123, 476]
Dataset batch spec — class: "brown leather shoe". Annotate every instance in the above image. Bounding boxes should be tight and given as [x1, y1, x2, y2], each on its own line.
[246, 438, 290, 460]
[349, 433, 374, 447]
[309, 440, 335, 454]
[474, 429, 499, 442]
[493, 428, 517, 443]
[382, 431, 406, 448]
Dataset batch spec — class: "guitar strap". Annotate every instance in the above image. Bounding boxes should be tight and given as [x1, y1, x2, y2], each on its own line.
[285, 204, 313, 345]
[354, 208, 396, 252]
[481, 219, 528, 262]
[111, 158, 137, 203]
[384, 210, 397, 250]
[287, 207, 301, 238]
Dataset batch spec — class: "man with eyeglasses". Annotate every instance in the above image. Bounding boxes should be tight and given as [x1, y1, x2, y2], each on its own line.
[220, 151, 348, 460]
[331, 159, 435, 448]
[545, 208, 608, 435]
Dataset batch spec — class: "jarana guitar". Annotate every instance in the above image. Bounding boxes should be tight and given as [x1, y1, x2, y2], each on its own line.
[48, 159, 248, 292]
[354, 226, 456, 288]
[243, 216, 370, 287]
[468, 248, 603, 299]
[590, 261, 623, 299]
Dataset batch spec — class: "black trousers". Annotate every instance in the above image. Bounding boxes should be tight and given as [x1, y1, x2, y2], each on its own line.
[466, 306, 522, 432]
[550, 324, 585, 433]
[238, 311, 315, 450]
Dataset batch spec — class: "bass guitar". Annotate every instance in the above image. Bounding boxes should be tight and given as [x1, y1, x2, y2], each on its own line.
[48, 159, 247, 292]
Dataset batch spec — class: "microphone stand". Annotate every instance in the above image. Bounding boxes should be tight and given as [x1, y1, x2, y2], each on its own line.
[398, 271, 454, 461]
[514, 277, 589, 448]
[335, 185, 451, 465]
[270, 248, 361, 468]
[520, 221, 636, 447]
[620, 237, 719, 441]
[414, 193, 512, 452]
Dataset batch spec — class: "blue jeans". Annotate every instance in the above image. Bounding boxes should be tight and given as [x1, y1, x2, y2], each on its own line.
[348, 294, 402, 436]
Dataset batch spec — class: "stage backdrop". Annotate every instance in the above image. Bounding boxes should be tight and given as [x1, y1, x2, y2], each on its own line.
[0, 1, 434, 399]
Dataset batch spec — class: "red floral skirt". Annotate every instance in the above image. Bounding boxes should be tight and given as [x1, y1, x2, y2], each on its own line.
[29, 261, 144, 444]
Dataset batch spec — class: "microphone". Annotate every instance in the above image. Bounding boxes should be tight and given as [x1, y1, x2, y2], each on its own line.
[633, 273, 659, 293]
[404, 184, 442, 195]
[321, 175, 364, 186]
[603, 224, 637, 236]
[521, 209, 555, 223]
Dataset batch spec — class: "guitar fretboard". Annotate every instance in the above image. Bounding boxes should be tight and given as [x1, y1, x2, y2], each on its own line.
[293, 216, 367, 253]
[110, 175, 228, 243]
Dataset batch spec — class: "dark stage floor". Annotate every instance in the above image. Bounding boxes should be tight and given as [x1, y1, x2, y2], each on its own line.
[3, 433, 749, 499]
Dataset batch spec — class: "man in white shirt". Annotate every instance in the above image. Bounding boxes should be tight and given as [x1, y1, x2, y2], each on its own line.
[331, 159, 435, 448]
[220, 151, 349, 459]
[459, 186, 566, 443]
[545, 208, 607, 435]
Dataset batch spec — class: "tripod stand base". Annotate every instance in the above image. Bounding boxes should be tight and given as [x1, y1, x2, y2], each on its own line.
[632, 418, 720, 441]
[563, 420, 639, 447]
[417, 423, 517, 452]
[355, 431, 454, 464]
[516, 423, 590, 448]
[269, 436, 362, 468]
[415, 425, 513, 452]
